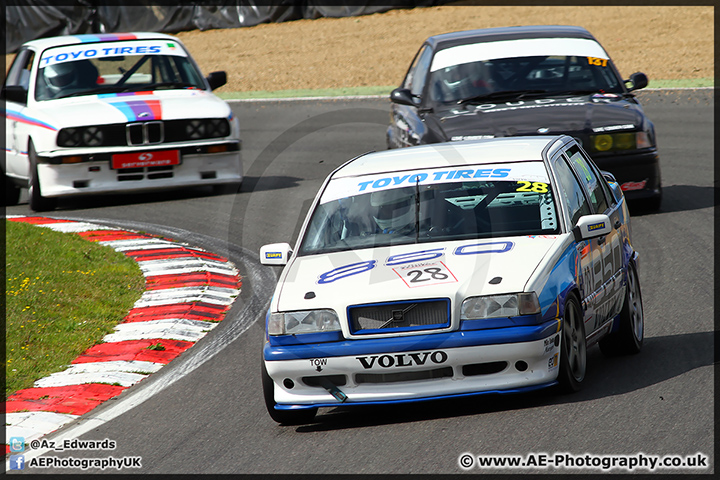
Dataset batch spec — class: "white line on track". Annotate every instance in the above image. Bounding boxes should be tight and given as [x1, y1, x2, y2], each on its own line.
[223, 86, 713, 103]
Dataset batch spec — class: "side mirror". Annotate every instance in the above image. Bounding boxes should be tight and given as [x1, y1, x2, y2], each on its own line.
[2, 85, 28, 104]
[573, 214, 612, 242]
[625, 72, 648, 92]
[601, 171, 623, 202]
[390, 87, 417, 107]
[601, 170, 617, 183]
[260, 243, 292, 266]
[206, 71, 227, 91]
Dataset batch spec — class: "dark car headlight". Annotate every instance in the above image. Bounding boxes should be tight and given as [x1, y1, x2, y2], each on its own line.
[589, 131, 653, 153]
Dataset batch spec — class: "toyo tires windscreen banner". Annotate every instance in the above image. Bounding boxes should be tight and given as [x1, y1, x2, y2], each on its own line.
[5, 1, 445, 54]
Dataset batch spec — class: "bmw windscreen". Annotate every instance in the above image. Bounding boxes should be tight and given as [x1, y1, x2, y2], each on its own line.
[36, 39, 206, 101]
[299, 161, 560, 256]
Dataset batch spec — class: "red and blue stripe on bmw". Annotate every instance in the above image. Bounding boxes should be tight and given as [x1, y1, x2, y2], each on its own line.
[98, 92, 163, 122]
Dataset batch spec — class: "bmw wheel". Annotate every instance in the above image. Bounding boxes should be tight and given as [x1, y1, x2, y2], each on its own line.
[2, 168, 20, 206]
[557, 295, 587, 393]
[261, 359, 317, 425]
[599, 263, 644, 356]
[212, 181, 242, 196]
[28, 142, 57, 212]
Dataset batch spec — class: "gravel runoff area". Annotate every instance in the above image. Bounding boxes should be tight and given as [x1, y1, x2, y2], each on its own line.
[4, 5, 713, 93]
[173, 4, 713, 93]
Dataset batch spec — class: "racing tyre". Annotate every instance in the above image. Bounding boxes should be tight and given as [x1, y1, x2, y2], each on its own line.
[637, 192, 662, 213]
[632, 186, 662, 214]
[28, 143, 57, 212]
[557, 295, 587, 393]
[599, 263, 644, 357]
[261, 359, 317, 425]
[2, 169, 21, 206]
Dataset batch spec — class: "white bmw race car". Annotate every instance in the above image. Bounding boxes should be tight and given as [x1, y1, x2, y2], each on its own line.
[2, 32, 242, 211]
[260, 135, 644, 424]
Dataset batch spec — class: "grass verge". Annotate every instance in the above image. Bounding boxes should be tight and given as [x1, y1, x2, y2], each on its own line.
[216, 85, 397, 100]
[216, 79, 713, 100]
[5, 220, 145, 398]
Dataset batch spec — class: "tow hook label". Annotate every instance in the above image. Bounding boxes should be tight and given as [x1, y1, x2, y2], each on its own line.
[310, 358, 327, 372]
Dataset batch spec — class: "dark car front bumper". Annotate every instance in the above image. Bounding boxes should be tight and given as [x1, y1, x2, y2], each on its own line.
[590, 149, 661, 201]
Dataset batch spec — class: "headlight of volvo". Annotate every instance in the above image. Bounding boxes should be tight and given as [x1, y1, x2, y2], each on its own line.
[589, 131, 653, 153]
[268, 309, 341, 335]
[461, 293, 540, 320]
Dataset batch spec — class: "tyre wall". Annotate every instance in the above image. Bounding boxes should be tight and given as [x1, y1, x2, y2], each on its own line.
[5, 1, 446, 54]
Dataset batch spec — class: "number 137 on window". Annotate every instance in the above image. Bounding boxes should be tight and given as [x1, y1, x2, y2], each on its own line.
[587, 57, 608, 67]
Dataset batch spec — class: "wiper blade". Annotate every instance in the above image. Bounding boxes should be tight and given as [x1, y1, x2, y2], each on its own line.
[56, 88, 107, 99]
[457, 89, 547, 104]
[544, 89, 601, 96]
[115, 82, 197, 93]
[146, 82, 198, 90]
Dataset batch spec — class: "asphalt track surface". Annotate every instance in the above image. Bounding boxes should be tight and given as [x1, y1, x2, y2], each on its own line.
[5, 89, 714, 474]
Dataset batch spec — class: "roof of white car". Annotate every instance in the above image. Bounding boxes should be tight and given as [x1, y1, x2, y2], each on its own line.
[21, 32, 180, 51]
[333, 136, 567, 179]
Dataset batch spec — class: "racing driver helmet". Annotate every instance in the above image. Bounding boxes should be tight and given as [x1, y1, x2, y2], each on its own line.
[43, 62, 77, 94]
[439, 63, 474, 101]
[370, 188, 416, 233]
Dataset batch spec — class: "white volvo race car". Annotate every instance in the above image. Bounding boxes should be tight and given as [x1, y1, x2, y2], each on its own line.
[260, 135, 644, 425]
[2, 32, 242, 211]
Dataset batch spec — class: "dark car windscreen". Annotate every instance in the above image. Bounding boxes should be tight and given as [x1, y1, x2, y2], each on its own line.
[429, 55, 624, 105]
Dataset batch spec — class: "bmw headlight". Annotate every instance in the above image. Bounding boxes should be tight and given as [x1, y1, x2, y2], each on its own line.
[58, 126, 106, 147]
[268, 309, 341, 335]
[57, 128, 82, 147]
[461, 293, 540, 320]
[82, 126, 104, 146]
[185, 120, 206, 139]
[184, 118, 230, 139]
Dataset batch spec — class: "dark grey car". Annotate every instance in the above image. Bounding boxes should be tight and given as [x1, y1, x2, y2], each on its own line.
[387, 25, 661, 211]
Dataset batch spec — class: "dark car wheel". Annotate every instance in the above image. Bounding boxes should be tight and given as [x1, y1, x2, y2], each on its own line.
[557, 294, 587, 393]
[28, 142, 58, 212]
[262, 359, 317, 425]
[599, 262, 644, 356]
[641, 193, 662, 212]
[635, 192, 662, 213]
[630, 185, 662, 213]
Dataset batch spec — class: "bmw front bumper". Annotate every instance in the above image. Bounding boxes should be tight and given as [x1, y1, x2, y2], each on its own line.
[35, 149, 242, 198]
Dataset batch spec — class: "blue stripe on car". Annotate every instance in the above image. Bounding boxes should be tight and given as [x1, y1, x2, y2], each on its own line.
[264, 318, 559, 361]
